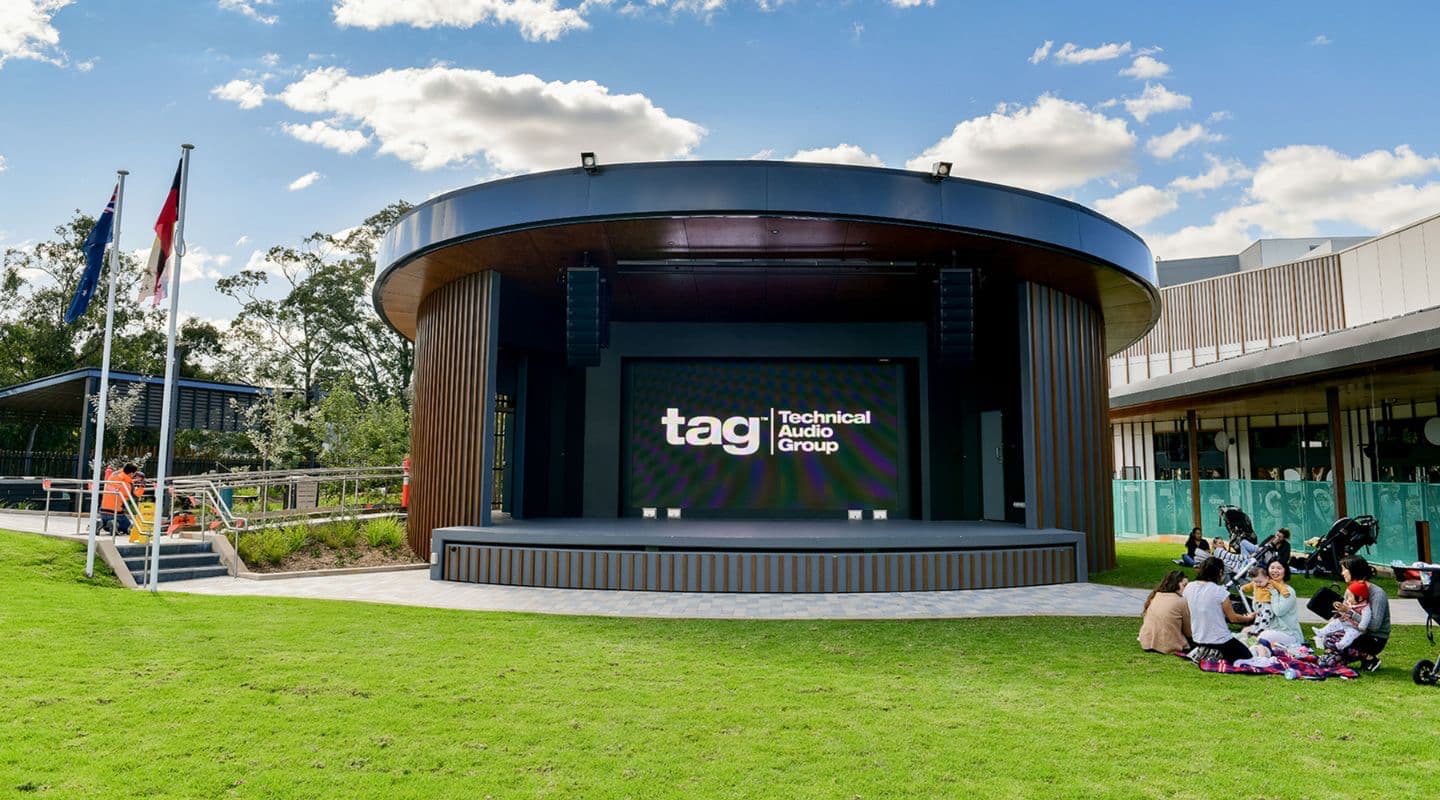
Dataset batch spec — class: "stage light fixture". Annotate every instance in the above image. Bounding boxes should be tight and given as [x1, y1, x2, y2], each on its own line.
[642, 507, 658, 519]
[666, 507, 682, 519]
[872, 510, 888, 521]
[930, 161, 952, 181]
[847, 509, 863, 520]
[581, 151, 599, 174]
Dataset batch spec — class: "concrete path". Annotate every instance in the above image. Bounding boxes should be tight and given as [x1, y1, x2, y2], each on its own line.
[172, 568, 1433, 624]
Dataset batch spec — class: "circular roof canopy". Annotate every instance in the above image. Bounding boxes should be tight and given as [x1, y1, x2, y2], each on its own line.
[375, 161, 1159, 354]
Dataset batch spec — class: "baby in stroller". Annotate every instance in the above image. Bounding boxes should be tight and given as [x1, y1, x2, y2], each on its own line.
[1313, 581, 1371, 652]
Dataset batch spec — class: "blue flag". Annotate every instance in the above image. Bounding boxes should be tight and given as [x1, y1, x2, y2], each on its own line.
[64, 185, 118, 325]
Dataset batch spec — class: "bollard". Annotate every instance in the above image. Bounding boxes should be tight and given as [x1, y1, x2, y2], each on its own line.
[1418, 520, 1433, 564]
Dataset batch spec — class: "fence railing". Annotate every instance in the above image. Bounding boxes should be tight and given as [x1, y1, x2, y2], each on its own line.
[0, 450, 264, 479]
[1114, 478, 1434, 564]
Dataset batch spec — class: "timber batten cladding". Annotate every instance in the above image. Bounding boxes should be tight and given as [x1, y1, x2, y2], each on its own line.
[407, 271, 500, 557]
[1019, 283, 1115, 572]
[441, 542, 1076, 592]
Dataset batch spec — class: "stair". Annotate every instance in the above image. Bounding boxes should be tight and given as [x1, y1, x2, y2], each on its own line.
[116, 540, 229, 583]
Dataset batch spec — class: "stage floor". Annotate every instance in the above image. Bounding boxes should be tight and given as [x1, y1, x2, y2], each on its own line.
[430, 519, 1088, 593]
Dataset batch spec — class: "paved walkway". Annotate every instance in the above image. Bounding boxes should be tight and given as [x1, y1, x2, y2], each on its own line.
[173, 568, 1432, 623]
[6, 516, 1429, 623]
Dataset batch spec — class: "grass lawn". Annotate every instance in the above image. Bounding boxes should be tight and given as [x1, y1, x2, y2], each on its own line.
[2, 531, 1437, 799]
[1092, 540, 1401, 597]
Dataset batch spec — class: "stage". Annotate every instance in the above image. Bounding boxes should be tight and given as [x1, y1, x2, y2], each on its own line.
[431, 519, 1087, 593]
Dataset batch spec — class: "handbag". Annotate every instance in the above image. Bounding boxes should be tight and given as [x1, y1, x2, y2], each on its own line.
[1307, 584, 1343, 618]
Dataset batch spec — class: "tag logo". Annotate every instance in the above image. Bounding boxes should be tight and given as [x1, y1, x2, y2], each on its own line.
[661, 408, 761, 456]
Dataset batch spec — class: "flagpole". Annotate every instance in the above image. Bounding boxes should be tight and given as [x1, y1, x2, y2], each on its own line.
[147, 145, 193, 592]
[84, 170, 128, 578]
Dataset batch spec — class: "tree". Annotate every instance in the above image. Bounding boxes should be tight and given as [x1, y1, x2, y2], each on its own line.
[232, 391, 311, 471]
[86, 382, 147, 466]
[313, 376, 410, 467]
[217, 202, 414, 407]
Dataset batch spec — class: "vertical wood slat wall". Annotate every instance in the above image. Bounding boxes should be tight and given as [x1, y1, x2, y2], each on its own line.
[1019, 282, 1115, 572]
[408, 271, 498, 557]
[441, 543, 1076, 592]
[1110, 254, 1346, 387]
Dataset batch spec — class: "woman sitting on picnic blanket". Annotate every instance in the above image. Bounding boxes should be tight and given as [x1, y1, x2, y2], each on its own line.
[1254, 560, 1303, 649]
[1183, 556, 1256, 663]
[1326, 556, 1390, 672]
[1138, 570, 1192, 654]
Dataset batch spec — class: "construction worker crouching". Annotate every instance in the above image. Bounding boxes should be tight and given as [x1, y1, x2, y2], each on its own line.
[98, 463, 145, 543]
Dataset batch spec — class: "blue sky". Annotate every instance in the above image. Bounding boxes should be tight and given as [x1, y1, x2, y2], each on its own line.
[2, 0, 1439, 322]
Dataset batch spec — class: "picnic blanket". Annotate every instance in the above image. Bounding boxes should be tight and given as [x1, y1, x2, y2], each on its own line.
[1186, 649, 1360, 680]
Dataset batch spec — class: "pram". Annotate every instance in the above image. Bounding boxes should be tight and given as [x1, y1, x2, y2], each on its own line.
[1300, 515, 1378, 579]
[1396, 564, 1440, 686]
[1217, 505, 1257, 550]
[1215, 505, 1276, 615]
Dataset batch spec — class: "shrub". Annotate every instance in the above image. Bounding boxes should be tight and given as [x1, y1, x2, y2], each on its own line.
[237, 525, 309, 568]
[314, 519, 361, 550]
[364, 517, 406, 549]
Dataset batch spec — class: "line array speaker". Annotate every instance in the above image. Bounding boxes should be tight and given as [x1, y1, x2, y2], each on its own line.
[566, 267, 605, 367]
[935, 268, 975, 367]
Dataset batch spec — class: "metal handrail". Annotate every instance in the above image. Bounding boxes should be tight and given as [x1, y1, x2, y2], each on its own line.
[41, 478, 150, 540]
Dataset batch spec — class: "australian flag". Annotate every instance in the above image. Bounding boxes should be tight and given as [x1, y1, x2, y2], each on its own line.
[64, 185, 118, 325]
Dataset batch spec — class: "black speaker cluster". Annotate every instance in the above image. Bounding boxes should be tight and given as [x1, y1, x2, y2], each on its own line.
[935, 268, 975, 367]
[566, 267, 606, 367]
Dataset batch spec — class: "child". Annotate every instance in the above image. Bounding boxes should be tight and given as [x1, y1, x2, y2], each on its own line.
[1313, 581, 1371, 653]
[1239, 566, 1274, 635]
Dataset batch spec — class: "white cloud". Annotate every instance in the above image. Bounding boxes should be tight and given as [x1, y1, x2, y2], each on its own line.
[1310, 34, 1331, 46]
[261, 52, 280, 67]
[1145, 123, 1222, 159]
[1028, 40, 1053, 64]
[211, 79, 267, 109]
[887, 0, 934, 6]
[1052, 41, 1131, 65]
[218, 0, 277, 25]
[1147, 144, 1440, 258]
[1207, 110, 1232, 123]
[906, 95, 1135, 193]
[332, 0, 588, 42]
[288, 171, 323, 191]
[234, 235, 250, 247]
[1168, 154, 1251, 193]
[1123, 83, 1190, 123]
[282, 120, 371, 155]
[0, 0, 72, 69]
[244, 248, 284, 275]
[786, 143, 884, 168]
[1095, 184, 1178, 230]
[0, 155, 7, 173]
[74, 56, 96, 72]
[1119, 55, 1168, 79]
[275, 66, 706, 172]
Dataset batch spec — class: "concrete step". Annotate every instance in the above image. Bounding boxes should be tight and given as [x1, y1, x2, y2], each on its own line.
[115, 541, 212, 559]
[130, 565, 230, 584]
[122, 553, 221, 571]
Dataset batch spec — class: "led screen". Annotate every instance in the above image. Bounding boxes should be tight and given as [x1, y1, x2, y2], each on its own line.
[625, 360, 906, 516]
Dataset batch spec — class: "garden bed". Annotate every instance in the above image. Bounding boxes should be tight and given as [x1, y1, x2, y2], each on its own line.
[235, 516, 422, 573]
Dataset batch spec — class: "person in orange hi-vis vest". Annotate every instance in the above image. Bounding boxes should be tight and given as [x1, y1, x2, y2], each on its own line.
[99, 462, 144, 542]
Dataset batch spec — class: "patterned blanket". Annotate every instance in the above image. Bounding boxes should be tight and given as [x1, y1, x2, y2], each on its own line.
[1185, 650, 1360, 680]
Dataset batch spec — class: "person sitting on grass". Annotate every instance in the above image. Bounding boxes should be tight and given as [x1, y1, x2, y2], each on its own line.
[1174, 527, 1210, 567]
[1139, 570, 1192, 654]
[1238, 527, 1291, 568]
[1323, 556, 1390, 672]
[1254, 560, 1303, 649]
[1183, 556, 1256, 664]
[1314, 581, 1371, 654]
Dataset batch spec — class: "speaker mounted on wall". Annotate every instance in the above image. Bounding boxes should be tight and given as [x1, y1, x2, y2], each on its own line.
[935, 267, 975, 368]
[566, 267, 606, 367]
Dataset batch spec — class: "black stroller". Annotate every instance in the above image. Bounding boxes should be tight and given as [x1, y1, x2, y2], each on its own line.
[1217, 505, 1258, 550]
[1397, 565, 1440, 685]
[1301, 516, 1378, 579]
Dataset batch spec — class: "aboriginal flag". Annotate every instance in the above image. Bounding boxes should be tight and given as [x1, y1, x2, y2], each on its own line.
[139, 160, 181, 306]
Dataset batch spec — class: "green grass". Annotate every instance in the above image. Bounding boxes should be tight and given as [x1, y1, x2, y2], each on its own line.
[1094, 540, 1401, 596]
[2, 531, 1437, 799]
